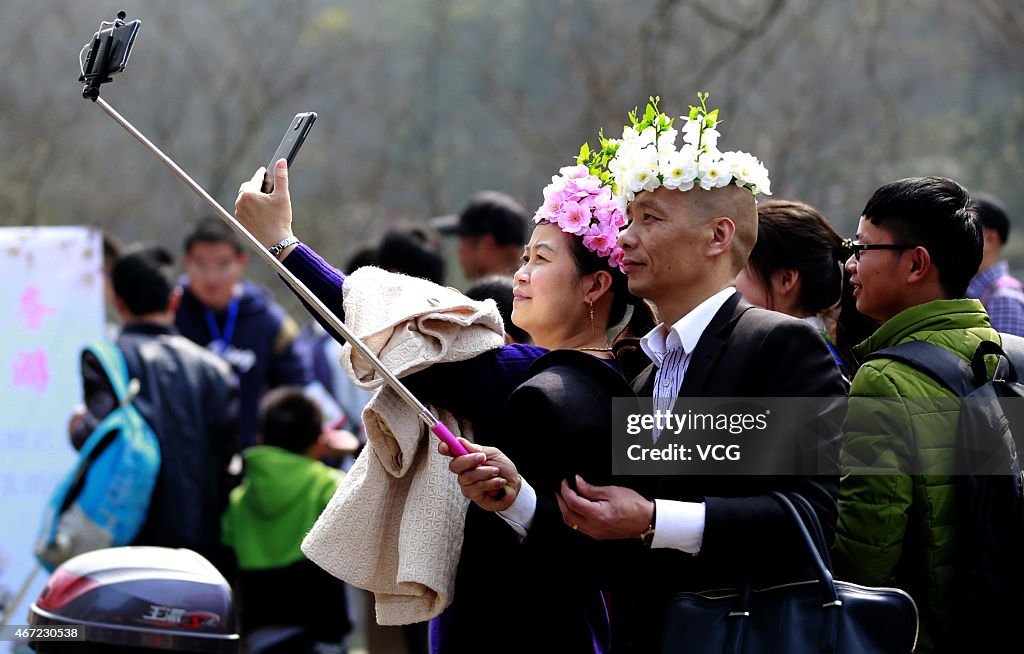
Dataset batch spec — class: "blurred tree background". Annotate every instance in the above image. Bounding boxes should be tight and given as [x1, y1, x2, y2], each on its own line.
[2, 0, 1023, 300]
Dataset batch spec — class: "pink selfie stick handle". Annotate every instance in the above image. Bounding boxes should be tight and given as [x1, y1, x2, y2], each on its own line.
[431, 422, 469, 456]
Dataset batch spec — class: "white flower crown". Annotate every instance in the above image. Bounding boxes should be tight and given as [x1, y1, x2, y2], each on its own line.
[589, 94, 771, 210]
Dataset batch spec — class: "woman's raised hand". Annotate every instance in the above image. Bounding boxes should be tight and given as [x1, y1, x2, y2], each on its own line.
[235, 158, 295, 253]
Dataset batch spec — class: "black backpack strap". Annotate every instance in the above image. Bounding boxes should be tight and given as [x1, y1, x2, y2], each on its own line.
[864, 340, 973, 397]
[995, 334, 1024, 381]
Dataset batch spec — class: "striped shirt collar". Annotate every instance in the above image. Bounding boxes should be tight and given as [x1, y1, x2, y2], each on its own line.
[641, 287, 736, 367]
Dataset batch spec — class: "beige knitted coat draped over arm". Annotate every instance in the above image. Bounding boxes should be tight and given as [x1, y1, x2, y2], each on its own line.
[301, 267, 506, 625]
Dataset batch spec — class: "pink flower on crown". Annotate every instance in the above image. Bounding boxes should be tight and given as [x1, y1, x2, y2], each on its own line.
[558, 201, 591, 235]
[583, 224, 616, 258]
[593, 194, 626, 229]
[560, 164, 591, 179]
[608, 247, 626, 272]
[533, 166, 628, 271]
[538, 184, 567, 221]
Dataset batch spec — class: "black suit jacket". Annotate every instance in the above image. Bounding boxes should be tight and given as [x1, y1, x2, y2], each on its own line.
[437, 350, 636, 653]
[614, 292, 848, 652]
[73, 324, 239, 569]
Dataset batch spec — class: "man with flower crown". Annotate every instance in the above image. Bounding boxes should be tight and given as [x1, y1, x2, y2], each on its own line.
[535, 95, 849, 652]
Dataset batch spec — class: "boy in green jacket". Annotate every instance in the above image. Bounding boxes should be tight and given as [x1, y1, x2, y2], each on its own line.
[222, 387, 350, 654]
[834, 176, 994, 653]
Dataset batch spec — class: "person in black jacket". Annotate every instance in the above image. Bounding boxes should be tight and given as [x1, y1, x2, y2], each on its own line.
[68, 245, 239, 569]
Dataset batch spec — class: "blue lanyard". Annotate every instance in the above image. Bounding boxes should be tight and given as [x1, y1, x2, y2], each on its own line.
[204, 298, 240, 356]
[821, 332, 845, 368]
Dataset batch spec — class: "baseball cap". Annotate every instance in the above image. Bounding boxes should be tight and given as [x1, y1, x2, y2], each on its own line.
[430, 190, 528, 246]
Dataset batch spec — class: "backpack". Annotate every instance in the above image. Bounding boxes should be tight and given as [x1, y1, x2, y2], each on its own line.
[865, 335, 1024, 645]
[34, 341, 162, 571]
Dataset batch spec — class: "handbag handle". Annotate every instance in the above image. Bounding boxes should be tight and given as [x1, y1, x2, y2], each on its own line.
[726, 492, 841, 654]
[787, 492, 834, 572]
[770, 491, 842, 652]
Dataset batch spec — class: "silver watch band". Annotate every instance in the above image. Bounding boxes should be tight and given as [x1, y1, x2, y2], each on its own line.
[268, 236, 299, 256]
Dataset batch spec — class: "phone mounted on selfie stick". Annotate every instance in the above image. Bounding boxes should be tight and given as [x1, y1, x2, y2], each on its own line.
[79, 11, 140, 101]
[78, 12, 473, 461]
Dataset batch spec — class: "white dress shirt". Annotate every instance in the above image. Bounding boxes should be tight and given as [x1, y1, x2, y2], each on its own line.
[638, 287, 735, 554]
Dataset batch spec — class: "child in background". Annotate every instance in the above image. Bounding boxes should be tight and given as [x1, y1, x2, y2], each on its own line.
[221, 387, 351, 654]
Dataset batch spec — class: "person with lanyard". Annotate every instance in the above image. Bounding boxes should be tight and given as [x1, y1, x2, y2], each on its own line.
[735, 198, 879, 380]
[234, 150, 655, 652]
[176, 217, 325, 447]
[446, 96, 848, 653]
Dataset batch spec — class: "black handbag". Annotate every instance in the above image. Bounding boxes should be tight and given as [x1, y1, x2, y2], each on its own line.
[662, 492, 919, 653]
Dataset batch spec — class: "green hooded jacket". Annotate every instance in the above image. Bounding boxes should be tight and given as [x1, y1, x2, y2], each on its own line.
[221, 445, 343, 570]
[834, 298, 995, 653]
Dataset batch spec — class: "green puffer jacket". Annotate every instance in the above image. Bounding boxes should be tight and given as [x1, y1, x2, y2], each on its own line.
[834, 298, 996, 653]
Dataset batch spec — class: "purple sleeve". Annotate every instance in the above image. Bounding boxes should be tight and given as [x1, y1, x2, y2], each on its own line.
[281, 244, 348, 342]
[403, 344, 548, 431]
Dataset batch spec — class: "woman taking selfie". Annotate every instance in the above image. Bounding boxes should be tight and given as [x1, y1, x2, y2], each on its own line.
[235, 159, 654, 653]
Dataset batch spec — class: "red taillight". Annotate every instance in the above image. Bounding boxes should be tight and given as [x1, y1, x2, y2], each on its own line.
[36, 568, 100, 610]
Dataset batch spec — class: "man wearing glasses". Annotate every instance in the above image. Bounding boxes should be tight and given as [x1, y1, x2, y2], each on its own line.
[176, 217, 318, 447]
[833, 176, 993, 653]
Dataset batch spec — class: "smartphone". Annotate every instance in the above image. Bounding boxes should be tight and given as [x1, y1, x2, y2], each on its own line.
[80, 16, 142, 82]
[262, 112, 317, 193]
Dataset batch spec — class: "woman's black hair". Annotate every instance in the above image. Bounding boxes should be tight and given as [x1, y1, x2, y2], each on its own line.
[750, 199, 878, 372]
[748, 200, 845, 314]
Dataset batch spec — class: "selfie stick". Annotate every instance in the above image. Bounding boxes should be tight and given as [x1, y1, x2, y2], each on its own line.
[80, 15, 471, 459]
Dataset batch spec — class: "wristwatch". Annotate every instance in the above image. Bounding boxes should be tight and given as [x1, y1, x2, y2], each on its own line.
[639, 500, 656, 547]
[268, 236, 299, 257]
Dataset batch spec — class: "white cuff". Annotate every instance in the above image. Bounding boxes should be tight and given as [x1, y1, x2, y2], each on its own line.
[650, 499, 705, 554]
[497, 476, 537, 539]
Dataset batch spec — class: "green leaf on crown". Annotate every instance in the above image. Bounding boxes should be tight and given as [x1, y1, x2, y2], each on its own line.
[577, 142, 591, 165]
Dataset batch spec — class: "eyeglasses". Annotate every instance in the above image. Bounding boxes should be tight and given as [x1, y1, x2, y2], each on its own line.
[186, 259, 242, 276]
[842, 239, 916, 261]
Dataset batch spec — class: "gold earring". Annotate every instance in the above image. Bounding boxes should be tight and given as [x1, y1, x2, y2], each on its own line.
[588, 300, 595, 337]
